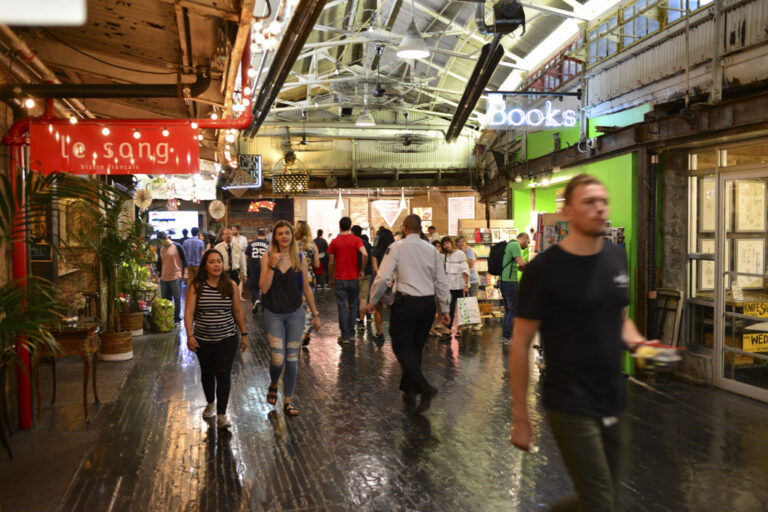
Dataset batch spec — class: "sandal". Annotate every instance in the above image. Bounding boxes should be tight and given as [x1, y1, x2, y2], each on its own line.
[266, 384, 278, 405]
[283, 402, 299, 416]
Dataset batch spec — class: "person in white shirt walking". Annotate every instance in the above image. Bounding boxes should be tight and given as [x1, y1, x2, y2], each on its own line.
[440, 236, 469, 341]
[368, 214, 451, 413]
[214, 229, 247, 294]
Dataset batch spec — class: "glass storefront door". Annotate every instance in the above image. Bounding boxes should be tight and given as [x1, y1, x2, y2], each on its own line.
[715, 168, 768, 401]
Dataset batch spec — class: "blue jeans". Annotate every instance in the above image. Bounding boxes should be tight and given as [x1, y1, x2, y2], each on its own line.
[160, 278, 182, 322]
[264, 306, 305, 397]
[334, 279, 359, 339]
[500, 280, 518, 339]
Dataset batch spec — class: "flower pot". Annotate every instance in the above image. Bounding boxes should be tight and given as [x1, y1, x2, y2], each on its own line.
[100, 331, 133, 361]
[119, 311, 144, 337]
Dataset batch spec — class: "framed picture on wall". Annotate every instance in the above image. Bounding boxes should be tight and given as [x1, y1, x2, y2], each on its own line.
[699, 177, 716, 232]
[735, 238, 765, 289]
[698, 239, 731, 292]
[735, 181, 766, 232]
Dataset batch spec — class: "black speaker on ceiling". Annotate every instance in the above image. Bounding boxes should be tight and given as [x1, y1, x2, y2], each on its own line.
[494, 0, 525, 35]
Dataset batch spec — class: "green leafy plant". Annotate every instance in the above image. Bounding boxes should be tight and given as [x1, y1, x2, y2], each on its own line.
[71, 191, 153, 332]
[0, 171, 121, 367]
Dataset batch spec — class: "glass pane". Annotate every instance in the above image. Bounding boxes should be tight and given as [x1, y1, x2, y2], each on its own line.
[690, 150, 717, 170]
[722, 143, 768, 168]
[722, 177, 768, 392]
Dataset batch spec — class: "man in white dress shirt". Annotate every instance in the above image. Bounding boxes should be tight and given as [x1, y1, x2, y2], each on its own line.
[368, 214, 451, 413]
[214, 228, 247, 289]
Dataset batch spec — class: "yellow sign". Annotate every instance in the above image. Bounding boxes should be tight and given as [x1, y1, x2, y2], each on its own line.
[742, 302, 768, 318]
[743, 332, 768, 352]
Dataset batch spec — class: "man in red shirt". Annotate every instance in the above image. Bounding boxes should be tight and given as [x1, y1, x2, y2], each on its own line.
[329, 216, 368, 343]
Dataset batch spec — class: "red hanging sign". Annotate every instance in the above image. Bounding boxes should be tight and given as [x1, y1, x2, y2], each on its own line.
[29, 123, 200, 175]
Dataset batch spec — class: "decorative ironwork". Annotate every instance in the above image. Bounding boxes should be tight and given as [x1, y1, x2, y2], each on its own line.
[272, 151, 309, 194]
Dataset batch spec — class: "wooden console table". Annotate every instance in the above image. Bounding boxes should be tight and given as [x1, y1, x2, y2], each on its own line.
[32, 324, 101, 423]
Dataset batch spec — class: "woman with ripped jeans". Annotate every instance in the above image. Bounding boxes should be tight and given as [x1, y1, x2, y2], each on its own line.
[260, 220, 320, 416]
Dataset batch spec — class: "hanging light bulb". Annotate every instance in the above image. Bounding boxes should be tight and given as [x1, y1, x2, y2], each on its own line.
[268, 20, 282, 35]
[247, 67, 258, 78]
[335, 189, 343, 210]
[224, 150, 231, 160]
[514, 175, 522, 183]
[225, 133, 236, 143]
[225, 144, 231, 151]
[254, 31, 265, 44]
[24, 98, 35, 109]
[210, 112, 218, 120]
[250, 42, 259, 53]
[191, 121, 198, 129]
[133, 129, 141, 139]
[244, 86, 252, 96]
[69, 115, 78, 124]
[162, 127, 170, 137]
[197, 134, 203, 141]
[243, 97, 251, 106]
[399, 187, 406, 211]
[542, 175, 551, 186]
[101, 126, 110, 136]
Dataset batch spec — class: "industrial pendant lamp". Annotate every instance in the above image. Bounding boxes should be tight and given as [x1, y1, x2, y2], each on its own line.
[397, 0, 429, 60]
[356, 81, 376, 127]
[398, 187, 406, 211]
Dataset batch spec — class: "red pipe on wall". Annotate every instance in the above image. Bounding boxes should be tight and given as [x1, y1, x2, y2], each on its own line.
[0, 31, 251, 429]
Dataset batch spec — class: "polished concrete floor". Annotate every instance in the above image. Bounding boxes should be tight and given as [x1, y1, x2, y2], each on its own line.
[2, 288, 768, 511]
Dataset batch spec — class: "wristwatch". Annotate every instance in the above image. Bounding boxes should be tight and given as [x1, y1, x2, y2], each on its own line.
[241, 332, 248, 336]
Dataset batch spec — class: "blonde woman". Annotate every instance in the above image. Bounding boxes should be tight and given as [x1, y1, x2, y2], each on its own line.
[260, 220, 320, 416]
[295, 220, 321, 346]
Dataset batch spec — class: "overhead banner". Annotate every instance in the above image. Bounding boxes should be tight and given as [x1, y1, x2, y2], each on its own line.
[30, 123, 200, 175]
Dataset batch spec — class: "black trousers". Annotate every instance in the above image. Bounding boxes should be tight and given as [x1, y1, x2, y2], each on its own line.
[228, 269, 240, 285]
[449, 289, 464, 323]
[195, 335, 238, 414]
[389, 294, 436, 394]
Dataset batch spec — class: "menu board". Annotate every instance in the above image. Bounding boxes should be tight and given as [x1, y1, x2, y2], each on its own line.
[448, 197, 475, 236]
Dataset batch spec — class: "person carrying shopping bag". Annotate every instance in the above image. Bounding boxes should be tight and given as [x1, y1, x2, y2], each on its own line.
[440, 237, 469, 342]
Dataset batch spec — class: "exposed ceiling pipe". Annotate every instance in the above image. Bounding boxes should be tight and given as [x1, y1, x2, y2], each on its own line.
[0, 25, 95, 118]
[474, 0, 494, 35]
[0, 49, 70, 117]
[246, 0, 329, 137]
[0, 70, 210, 100]
[445, 35, 505, 142]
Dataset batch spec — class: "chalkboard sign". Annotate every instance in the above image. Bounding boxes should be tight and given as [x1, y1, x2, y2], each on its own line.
[31, 243, 52, 262]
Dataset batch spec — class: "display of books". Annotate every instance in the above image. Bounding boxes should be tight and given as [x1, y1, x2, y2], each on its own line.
[484, 274, 499, 287]
[475, 259, 488, 272]
[480, 231, 492, 243]
[473, 244, 491, 258]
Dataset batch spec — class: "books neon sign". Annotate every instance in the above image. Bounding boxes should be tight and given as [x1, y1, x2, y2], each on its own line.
[487, 99, 577, 128]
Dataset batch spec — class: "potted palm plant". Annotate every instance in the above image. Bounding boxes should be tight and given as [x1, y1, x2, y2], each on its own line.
[118, 256, 153, 336]
[72, 187, 145, 361]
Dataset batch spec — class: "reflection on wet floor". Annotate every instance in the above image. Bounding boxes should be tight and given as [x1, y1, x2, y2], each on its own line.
[54, 289, 768, 511]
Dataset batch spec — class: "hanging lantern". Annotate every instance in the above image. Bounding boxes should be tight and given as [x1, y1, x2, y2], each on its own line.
[272, 151, 309, 194]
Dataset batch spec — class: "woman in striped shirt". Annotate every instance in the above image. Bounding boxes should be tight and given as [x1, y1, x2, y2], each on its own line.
[184, 249, 249, 430]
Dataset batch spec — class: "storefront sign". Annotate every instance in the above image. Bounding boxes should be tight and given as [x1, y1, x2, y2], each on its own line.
[30, 123, 200, 175]
[248, 201, 275, 212]
[742, 302, 768, 318]
[743, 332, 768, 352]
[486, 98, 577, 128]
[238, 154, 262, 187]
[374, 200, 404, 227]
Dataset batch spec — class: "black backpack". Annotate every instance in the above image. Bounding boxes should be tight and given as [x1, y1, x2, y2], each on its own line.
[488, 241, 511, 276]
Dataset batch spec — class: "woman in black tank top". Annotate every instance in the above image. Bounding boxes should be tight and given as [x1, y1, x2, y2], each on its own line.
[260, 220, 320, 416]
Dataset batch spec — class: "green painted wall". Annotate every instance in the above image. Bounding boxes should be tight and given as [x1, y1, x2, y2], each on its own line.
[534, 186, 558, 213]
[526, 126, 581, 160]
[512, 188, 531, 231]
[589, 104, 651, 138]
[508, 153, 639, 318]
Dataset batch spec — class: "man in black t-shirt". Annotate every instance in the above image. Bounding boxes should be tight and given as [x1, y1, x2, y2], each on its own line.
[246, 227, 270, 312]
[509, 174, 652, 512]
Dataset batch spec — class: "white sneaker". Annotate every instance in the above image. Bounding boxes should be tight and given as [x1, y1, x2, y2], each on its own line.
[217, 414, 231, 429]
[203, 402, 216, 419]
